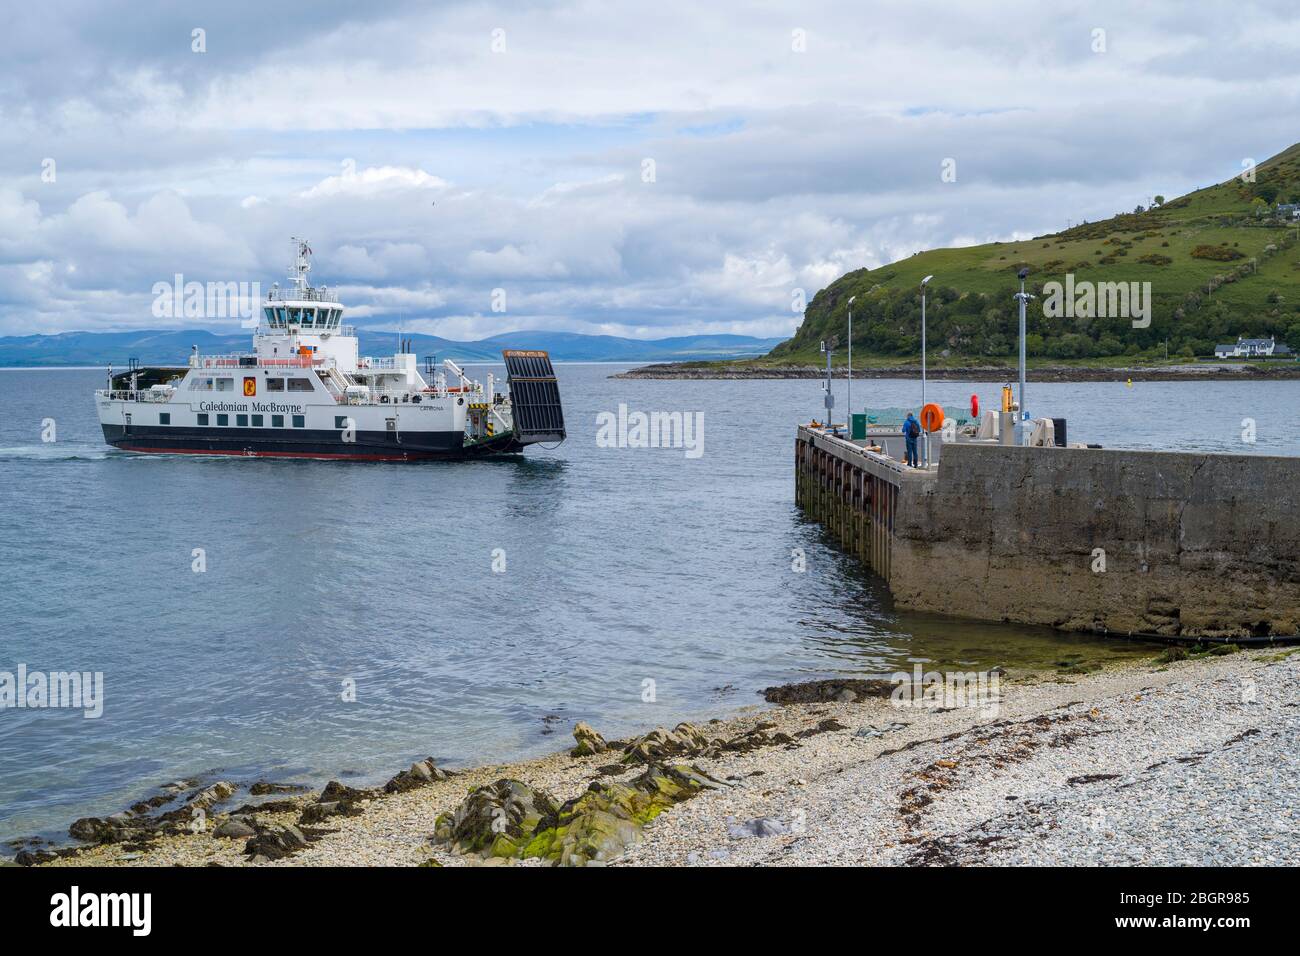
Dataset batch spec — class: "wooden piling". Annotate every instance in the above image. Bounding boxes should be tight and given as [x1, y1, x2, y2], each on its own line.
[796, 425, 911, 581]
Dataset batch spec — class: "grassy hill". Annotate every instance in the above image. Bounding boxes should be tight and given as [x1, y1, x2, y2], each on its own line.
[766, 143, 1300, 367]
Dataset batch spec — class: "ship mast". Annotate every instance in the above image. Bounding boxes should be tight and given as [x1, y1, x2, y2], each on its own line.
[289, 237, 312, 295]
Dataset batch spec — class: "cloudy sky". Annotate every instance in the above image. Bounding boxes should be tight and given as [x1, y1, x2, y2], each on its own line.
[1, 0, 1297, 339]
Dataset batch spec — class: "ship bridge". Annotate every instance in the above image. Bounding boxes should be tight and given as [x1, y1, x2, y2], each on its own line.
[253, 238, 359, 373]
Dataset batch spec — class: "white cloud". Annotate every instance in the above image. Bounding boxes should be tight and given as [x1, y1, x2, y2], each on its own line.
[1, 0, 1298, 338]
[298, 166, 448, 199]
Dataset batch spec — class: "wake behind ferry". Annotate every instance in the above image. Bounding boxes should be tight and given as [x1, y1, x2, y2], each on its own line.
[96, 240, 566, 460]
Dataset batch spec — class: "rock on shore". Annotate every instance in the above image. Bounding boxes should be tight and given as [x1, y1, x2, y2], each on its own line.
[16, 648, 1298, 868]
[431, 762, 729, 866]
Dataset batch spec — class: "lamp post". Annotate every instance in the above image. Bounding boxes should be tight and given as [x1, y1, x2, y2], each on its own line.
[819, 338, 835, 428]
[847, 295, 856, 427]
[1012, 268, 1035, 445]
[920, 275, 933, 465]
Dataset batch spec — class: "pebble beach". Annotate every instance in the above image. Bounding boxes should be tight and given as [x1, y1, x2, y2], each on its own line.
[23, 647, 1298, 868]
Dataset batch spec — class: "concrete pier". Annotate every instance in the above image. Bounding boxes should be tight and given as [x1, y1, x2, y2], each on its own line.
[795, 425, 921, 579]
[795, 425, 1300, 642]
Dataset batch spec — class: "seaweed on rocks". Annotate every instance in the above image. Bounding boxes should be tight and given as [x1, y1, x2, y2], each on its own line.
[761, 679, 896, 704]
[249, 781, 308, 796]
[244, 823, 311, 862]
[64, 780, 240, 849]
[384, 757, 455, 794]
[431, 763, 730, 866]
[570, 721, 609, 757]
[620, 722, 712, 764]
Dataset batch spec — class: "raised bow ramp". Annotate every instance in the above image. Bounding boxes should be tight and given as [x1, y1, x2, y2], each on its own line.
[503, 350, 566, 445]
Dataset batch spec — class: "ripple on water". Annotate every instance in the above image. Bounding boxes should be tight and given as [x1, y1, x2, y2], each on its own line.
[0, 366, 1287, 843]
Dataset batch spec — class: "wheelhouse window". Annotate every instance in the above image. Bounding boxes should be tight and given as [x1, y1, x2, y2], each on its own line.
[287, 378, 313, 392]
[274, 307, 287, 327]
[263, 307, 275, 326]
[300, 309, 315, 328]
[292, 415, 305, 428]
[266, 378, 284, 391]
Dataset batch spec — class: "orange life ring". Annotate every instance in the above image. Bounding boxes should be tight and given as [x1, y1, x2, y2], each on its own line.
[920, 402, 944, 432]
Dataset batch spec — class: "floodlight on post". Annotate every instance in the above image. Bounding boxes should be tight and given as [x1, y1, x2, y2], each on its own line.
[1013, 268, 1035, 445]
[820, 338, 835, 428]
[847, 295, 856, 424]
[920, 275, 933, 465]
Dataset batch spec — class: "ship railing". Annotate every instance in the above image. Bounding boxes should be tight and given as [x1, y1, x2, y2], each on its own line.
[191, 354, 331, 369]
[265, 286, 339, 303]
[337, 387, 484, 405]
[95, 389, 173, 403]
[356, 356, 406, 370]
[254, 324, 355, 335]
[339, 389, 435, 405]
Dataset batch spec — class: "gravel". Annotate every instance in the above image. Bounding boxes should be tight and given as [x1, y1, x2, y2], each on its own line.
[40, 648, 1299, 867]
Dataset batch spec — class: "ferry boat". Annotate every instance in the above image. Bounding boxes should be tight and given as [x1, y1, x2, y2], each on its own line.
[96, 240, 566, 460]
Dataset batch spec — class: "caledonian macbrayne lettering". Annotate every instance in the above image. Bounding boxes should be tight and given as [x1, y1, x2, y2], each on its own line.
[197, 401, 304, 414]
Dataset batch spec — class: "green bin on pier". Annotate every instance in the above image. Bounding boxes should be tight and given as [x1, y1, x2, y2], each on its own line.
[851, 413, 868, 440]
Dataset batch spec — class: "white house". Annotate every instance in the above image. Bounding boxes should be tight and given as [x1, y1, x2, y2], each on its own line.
[1214, 336, 1291, 358]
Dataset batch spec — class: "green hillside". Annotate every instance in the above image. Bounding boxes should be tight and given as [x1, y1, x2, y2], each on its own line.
[767, 143, 1300, 366]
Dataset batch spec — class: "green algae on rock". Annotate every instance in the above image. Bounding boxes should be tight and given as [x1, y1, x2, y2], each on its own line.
[570, 721, 609, 757]
[432, 763, 729, 866]
[432, 779, 561, 857]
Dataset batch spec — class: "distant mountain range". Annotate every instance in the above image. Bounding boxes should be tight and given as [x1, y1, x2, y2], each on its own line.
[0, 329, 785, 367]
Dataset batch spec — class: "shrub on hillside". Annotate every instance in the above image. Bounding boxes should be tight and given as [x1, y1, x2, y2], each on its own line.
[1137, 254, 1173, 266]
[1190, 244, 1245, 261]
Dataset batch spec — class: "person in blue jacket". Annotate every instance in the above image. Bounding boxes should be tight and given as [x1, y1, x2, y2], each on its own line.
[903, 412, 921, 467]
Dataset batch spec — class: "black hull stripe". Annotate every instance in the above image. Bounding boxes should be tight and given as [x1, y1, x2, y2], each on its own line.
[102, 425, 522, 460]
